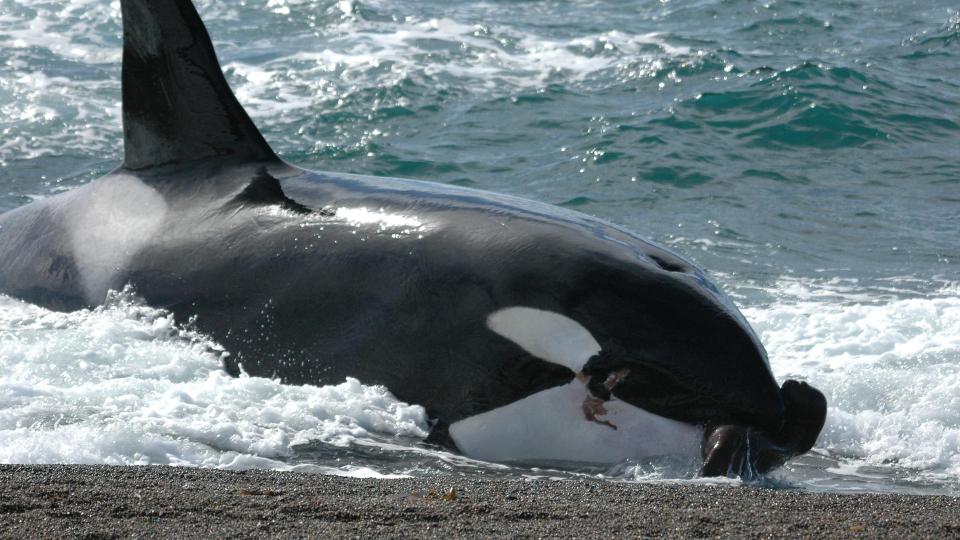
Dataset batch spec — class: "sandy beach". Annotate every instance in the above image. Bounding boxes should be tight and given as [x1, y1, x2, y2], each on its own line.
[1, 465, 958, 538]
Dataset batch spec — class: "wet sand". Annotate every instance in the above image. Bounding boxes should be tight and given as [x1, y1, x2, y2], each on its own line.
[1, 464, 958, 538]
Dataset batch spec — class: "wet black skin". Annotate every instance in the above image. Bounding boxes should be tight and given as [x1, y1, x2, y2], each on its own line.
[0, 0, 826, 475]
[702, 381, 827, 477]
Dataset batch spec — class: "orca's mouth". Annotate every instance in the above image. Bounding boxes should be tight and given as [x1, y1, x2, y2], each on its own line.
[700, 380, 827, 477]
[580, 351, 786, 434]
[579, 350, 826, 476]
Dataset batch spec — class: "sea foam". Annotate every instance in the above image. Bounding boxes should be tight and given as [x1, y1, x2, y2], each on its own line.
[746, 279, 960, 488]
[0, 288, 429, 478]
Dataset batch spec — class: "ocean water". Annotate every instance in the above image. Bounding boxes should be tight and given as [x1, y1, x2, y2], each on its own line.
[0, 0, 958, 494]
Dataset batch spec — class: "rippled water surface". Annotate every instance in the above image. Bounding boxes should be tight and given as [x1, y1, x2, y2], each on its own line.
[1, 0, 958, 494]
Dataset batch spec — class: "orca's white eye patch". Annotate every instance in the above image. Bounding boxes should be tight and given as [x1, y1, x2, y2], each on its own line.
[486, 307, 600, 372]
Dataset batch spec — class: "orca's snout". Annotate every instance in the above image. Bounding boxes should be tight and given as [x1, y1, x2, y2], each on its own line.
[777, 380, 828, 454]
[700, 379, 827, 477]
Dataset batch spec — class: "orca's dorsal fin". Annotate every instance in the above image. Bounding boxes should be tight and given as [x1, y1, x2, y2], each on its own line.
[121, 0, 278, 170]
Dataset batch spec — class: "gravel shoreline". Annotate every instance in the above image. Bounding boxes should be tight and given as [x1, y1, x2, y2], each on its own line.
[1, 464, 958, 538]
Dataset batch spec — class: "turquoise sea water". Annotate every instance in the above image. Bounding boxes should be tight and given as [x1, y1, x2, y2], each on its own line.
[1, 0, 958, 494]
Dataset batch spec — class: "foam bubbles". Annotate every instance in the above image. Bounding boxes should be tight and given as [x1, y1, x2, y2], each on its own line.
[0, 288, 429, 476]
[745, 279, 960, 489]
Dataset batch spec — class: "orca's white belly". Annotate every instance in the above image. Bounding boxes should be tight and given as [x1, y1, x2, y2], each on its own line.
[449, 380, 702, 464]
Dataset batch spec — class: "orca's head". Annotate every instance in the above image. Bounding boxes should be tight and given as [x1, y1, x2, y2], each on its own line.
[572, 248, 826, 475]
[554, 248, 782, 431]
[488, 243, 826, 475]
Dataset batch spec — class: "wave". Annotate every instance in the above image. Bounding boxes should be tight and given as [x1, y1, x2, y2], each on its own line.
[0, 288, 429, 478]
[745, 279, 960, 490]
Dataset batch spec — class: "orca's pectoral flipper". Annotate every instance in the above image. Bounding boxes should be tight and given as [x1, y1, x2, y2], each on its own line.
[121, 0, 278, 170]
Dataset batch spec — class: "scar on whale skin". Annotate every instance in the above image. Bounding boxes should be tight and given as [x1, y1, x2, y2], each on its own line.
[579, 368, 631, 430]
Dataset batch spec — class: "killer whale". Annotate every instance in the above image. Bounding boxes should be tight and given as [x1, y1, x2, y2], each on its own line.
[0, 0, 826, 475]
